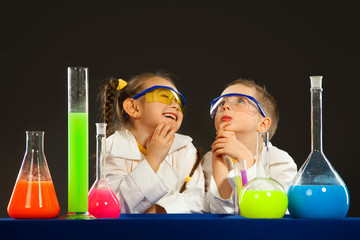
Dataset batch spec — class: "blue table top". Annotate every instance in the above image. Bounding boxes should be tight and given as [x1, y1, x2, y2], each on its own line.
[1, 214, 360, 240]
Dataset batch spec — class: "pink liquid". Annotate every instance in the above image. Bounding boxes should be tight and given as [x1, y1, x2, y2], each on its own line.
[88, 188, 121, 218]
[241, 170, 248, 185]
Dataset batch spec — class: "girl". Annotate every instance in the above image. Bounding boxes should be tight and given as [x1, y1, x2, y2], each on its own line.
[102, 72, 206, 213]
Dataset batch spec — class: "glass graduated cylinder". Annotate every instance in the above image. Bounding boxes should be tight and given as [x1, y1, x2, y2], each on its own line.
[61, 67, 95, 219]
[88, 123, 121, 218]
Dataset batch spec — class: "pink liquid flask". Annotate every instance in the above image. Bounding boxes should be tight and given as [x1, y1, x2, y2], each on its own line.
[88, 123, 120, 218]
[89, 180, 121, 218]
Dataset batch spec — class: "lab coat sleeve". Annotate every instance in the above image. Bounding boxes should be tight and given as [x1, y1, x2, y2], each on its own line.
[106, 158, 168, 213]
[156, 146, 207, 213]
[202, 151, 234, 213]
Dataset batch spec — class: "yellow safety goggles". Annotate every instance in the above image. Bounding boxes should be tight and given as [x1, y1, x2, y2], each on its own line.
[133, 85, 187, 114]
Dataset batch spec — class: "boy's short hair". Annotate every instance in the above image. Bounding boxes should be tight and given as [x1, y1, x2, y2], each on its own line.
[226, 78, 279, 139]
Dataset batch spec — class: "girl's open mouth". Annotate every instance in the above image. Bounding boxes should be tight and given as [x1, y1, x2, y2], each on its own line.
[164, 113, 177, 121]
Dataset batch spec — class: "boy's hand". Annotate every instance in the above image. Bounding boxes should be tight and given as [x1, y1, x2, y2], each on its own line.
[211, 121, 253, 164]
[146, 122, 176, 172]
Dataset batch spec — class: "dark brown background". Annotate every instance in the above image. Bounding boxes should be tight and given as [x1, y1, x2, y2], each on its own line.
[1, 1, 358, 217]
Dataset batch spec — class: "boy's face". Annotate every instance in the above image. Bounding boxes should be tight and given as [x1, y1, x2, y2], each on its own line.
[214, 84, 263, 134]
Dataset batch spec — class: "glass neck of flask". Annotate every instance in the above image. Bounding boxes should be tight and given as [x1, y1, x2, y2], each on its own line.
[311, 88, 323, 153]
[256, 132, 270, 178]
[26, 131, 44, 153]
[96, 132, 106, 180]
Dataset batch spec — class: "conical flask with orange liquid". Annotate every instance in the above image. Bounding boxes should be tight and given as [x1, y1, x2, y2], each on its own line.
[7, 131, 60, 219]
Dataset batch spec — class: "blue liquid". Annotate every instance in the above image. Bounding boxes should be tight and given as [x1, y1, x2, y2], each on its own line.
[288, 185, 349, 218]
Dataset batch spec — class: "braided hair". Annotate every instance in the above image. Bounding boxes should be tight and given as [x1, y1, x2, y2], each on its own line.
[179, 148, 203, 193]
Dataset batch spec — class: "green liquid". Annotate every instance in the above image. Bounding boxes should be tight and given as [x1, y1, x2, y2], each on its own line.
[235, 175, 242, 203]
[235, 176, 243, 211]
[68, 112, 88, 213]
[239, 190, 288, 218]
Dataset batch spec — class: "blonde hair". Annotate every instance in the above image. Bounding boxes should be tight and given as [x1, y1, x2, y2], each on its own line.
[102, 72, 175, 136]
[226, 78, 279, 139]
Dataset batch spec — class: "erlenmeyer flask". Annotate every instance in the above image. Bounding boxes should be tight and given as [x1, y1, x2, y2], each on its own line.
[88, 123, 121, 218]
[239, 132, 288, 218]
[7, 131, 60, 219]
[287, 76, 349, 218]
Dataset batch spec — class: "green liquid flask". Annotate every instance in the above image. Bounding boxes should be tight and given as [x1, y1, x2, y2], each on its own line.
[61, 67, 94, 219]
[239, 132, 288, 218]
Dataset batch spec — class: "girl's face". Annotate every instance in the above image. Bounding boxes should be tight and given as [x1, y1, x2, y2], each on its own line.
[136, 77, 184, 131]
[214, 84, 263, 134]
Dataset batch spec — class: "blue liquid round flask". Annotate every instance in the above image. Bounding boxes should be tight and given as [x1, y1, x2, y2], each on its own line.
[288, 76, 349, 218]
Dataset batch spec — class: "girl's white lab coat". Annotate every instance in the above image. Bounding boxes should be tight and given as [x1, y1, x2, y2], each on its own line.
[202, 143, 297, 213]
[105, 129, 207, 213]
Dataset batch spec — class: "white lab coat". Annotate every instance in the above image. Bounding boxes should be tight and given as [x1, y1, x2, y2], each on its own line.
[202, 142, 297, 213]
[105, 129, 207, 213]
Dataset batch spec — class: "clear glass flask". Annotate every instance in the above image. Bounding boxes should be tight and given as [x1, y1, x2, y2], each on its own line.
[239, 132, 288, 218]
[7, 131, 60, 219]
[287, 76, 350, 218]
[88, 123, 121, 218]
[61, 67, 94, 219]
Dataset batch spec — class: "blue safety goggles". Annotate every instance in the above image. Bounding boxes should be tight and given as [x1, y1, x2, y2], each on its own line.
[210, 93, 266, 118]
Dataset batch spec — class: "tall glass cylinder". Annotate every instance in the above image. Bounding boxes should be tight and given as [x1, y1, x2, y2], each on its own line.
[287, 76, 350, 218]
[63, 67, 93, 219]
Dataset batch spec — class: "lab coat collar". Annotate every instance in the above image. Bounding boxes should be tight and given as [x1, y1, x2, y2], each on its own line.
[109, 129, 193, 160]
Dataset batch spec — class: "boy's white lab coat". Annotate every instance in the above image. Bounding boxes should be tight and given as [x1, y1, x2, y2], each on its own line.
[105, 129, 207, 213]
[202, 143, 297, 213]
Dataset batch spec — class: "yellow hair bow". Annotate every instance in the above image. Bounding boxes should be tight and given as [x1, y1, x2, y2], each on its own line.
[117, 79, 128, 90]
[185, 176, 191, 182]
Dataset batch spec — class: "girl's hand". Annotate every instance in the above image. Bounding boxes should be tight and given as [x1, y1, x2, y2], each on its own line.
[146, 122, 176, 172]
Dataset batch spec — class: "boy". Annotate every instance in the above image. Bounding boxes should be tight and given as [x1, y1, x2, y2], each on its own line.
[202, 78, 297, 213]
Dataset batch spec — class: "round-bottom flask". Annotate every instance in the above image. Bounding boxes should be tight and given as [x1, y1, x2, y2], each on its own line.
[239, 132, 288, 218]
[88, 123, 121, 218]
[287, 76, 349, 218]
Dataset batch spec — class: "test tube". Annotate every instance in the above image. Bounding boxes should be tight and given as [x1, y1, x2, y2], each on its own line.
[238, 159, 248, 186]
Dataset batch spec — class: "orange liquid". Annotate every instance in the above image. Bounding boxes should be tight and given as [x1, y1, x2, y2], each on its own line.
[7, 180, 60, 219]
